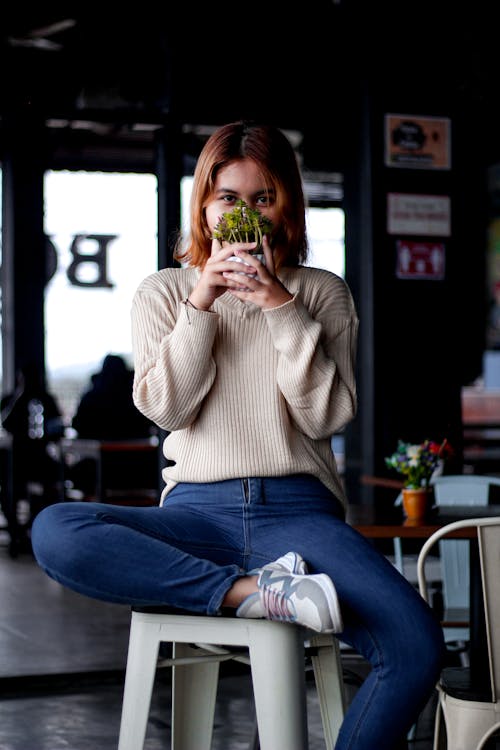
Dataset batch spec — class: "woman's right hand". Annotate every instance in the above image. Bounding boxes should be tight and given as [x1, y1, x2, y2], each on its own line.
[187, 239, 258, 311]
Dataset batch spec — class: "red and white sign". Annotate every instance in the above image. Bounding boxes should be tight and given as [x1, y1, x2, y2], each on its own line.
[396, 240, 445, 280]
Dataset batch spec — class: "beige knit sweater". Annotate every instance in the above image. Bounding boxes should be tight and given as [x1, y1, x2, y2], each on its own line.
[131, 265, 358, 509]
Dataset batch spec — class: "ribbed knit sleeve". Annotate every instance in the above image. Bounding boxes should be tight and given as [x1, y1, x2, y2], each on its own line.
[264, 268, 358, 437]
[131, 268, 219, 430]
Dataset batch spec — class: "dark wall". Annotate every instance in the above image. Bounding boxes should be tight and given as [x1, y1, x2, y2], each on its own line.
[343, 50, 490, 503]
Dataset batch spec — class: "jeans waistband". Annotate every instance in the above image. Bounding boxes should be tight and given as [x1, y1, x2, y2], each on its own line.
[166, 474, 344, 517]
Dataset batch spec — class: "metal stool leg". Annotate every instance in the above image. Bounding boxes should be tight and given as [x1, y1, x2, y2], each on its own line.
[171, 642, 219, 750]
[118, 618, 160, 750]
[249, 622, 308, 750]
[310, 634, 346, 746]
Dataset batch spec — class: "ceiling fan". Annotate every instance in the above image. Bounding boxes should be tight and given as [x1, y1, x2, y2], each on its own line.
[8, 18, 76, 51]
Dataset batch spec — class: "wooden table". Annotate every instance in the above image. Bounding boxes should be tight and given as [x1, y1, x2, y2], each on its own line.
[347, 503, 486, 539]
[58, 436, 161, 503]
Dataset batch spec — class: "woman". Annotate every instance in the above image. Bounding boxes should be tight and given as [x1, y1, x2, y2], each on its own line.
[32, 121, 444, 749]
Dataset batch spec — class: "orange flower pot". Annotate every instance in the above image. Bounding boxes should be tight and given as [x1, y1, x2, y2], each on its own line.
[402, 488, 430, 522]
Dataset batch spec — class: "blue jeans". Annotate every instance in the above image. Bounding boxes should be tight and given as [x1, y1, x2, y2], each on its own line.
[31, 474, 444, 750]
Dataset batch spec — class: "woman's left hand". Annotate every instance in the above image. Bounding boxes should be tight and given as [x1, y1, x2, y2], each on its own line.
[222, 236, 293, 310]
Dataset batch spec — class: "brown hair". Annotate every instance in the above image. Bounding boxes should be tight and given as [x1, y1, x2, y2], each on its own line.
[175, 121, 308, 271]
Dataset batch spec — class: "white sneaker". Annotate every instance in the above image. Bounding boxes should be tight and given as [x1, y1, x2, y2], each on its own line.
[248, 551, 308, 577]
[238, 552, 308, 619]
[237, 552, 343, 634]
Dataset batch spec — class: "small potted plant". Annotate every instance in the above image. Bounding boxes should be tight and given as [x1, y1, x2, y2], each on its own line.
[213, 199, 273, 271]
[385, 438, 452, 520]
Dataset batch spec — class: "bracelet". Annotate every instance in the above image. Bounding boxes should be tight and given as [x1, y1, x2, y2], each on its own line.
[183, 297, 197, 324]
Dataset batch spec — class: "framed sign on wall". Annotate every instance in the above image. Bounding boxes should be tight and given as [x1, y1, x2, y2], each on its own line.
[385, 114, 451, 170]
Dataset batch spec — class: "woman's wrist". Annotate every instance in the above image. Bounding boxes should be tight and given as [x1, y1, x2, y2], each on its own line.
[183, 295, 212, 313]
[187, 287, 216, 311]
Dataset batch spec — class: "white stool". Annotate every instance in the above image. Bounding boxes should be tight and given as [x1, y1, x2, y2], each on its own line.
[117, 607, 346, 750]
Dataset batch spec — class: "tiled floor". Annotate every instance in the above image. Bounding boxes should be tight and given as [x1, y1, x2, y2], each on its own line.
[0, 518, 441, 750]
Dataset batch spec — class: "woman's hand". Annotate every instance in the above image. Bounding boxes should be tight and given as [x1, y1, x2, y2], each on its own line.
[187, 236, 292, 311]
[187, 240, 259, 311]
[222, 236, 293, 310]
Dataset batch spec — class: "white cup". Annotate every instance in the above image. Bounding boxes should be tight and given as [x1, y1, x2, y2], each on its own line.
[228, 253, 265, 276]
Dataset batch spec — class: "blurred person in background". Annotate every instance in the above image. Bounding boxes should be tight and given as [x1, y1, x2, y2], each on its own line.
[0, 363, 64, 555]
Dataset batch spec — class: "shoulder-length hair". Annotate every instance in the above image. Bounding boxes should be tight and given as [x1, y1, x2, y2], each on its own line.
[175, 121, 309, 271]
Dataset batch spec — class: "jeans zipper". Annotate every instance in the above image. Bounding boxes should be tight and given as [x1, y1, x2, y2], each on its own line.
[242, 478, 250, 504]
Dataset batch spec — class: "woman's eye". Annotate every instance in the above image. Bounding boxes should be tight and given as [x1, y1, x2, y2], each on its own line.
[256, 195, 273, 207]
[221, 195, 236, 204]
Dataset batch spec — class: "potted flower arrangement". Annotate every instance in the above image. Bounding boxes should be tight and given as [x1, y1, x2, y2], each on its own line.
[385, 438, 452, 520]
[213, 199, 273, 273]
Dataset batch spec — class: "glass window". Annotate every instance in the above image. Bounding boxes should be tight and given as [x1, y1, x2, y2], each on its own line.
[305, 207, 344, 277]
[44, 171, 158, 423]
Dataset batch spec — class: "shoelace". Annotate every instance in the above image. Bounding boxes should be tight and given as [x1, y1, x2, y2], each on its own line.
[261, 585, 294, 622]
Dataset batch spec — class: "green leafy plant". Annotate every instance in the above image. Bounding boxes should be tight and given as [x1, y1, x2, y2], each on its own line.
[385, 439, 453, 489]
[212, 199, 273, 250]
